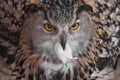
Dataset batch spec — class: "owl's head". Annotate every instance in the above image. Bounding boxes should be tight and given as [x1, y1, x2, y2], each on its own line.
[22, 0, 95, 63]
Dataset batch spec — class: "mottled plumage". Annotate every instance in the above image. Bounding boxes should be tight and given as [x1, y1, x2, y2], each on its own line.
[0, 0, 120, 80]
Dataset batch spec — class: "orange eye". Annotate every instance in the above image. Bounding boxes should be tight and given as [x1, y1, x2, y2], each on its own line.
[44, 24, 55, 31]
[70, 23, 79, 30]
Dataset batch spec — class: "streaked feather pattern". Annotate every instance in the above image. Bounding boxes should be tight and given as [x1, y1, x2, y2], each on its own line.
[0, 0, 120, 80]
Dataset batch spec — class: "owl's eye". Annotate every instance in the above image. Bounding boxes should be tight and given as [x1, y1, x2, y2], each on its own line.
[44, 24, 55, 32]
[70, 23, 79, 30]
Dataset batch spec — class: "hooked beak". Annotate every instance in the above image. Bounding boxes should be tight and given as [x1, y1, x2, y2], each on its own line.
[60, 34, 66, 50]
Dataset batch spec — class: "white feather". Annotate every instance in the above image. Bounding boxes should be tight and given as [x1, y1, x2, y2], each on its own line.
[55, 42, 78, 64]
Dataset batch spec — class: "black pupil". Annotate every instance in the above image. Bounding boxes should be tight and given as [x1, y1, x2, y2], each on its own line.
[48, 24, 53, 28]
[72, 24, 76, 27]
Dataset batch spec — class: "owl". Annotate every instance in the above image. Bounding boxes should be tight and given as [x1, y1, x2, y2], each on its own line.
[0, 0, 120, 80]
[17, 0, 95, 79]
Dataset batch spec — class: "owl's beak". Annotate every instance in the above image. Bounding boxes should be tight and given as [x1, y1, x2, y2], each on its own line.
[60, 34, 66, 50]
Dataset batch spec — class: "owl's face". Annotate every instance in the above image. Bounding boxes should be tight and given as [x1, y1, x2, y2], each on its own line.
[24, 4, 94, 64]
